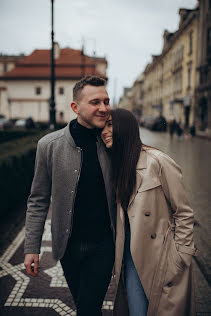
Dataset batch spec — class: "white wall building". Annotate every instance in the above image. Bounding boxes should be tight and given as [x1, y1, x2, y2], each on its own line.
[0, 44, 108, 123]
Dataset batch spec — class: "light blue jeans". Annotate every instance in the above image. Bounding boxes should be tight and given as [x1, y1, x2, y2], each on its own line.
[124, 214, 148, 316]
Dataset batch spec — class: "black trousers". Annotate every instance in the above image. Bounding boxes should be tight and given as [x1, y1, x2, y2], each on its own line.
[60, 230, 115, 316]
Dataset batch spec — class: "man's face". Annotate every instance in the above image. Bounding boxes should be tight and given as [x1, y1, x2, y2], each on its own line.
[71, 85, 110, 129]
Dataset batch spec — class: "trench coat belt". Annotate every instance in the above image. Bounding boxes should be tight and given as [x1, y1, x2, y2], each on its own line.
[168, 221, 175, 231]
[175, 244, 199, 256]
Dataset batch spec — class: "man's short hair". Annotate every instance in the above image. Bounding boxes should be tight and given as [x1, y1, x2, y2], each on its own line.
[73, 75, 106, 101]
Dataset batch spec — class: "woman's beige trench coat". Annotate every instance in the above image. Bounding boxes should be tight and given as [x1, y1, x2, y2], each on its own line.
[113, 147, 198, 316]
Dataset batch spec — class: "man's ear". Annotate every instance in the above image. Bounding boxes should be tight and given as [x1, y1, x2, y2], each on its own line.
[71, 101, 79, 114]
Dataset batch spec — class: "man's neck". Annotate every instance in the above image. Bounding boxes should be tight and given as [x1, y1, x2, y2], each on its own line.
[77, 118, 95, 129]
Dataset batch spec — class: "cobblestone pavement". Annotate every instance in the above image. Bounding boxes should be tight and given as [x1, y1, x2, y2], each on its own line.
[0, 128, 210, 315]
[0, 216, 114, 316]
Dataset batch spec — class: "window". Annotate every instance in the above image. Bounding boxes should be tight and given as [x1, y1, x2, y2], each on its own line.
[174, 45, 184, 66]
[3, 63, 7, 73]
[187, 64, 192, 89]
[207, 28, 211, 57]
[188, 31, 193, 55]
[173, 70, 182, 94]
[59, 87, 64, 95]
[35, 87, 41, 95]
[199, 67, 208, 85]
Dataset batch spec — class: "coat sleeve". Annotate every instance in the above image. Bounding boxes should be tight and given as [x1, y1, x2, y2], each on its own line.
[24, 139, 51, 254]
[158, 152, 195, 251]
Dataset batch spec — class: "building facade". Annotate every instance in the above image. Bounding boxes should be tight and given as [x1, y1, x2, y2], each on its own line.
[142, 6, 199, 128]
[0, 54, 25, 111]
[118, 74, 145, 116]
[0, 54, 25, 76]
[195, 0, 211, 135]
[118, 87, 133, 110]
[0, 43, 107, 123]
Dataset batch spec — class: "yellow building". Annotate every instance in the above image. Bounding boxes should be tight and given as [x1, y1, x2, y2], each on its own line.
[118, 87, 133, 110]
[142, 6, 199, 128]
[195, 0, 211, 136]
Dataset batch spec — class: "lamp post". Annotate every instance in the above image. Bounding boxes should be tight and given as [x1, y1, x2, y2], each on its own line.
[49, 0, 56, 130]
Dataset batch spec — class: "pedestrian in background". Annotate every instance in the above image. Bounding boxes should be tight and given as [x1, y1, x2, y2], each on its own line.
[169, 118, 177, 139]
[24, 75, 115, 316]
[176, 120, 183, 140]
[189, 123, 196, 139]
[101, 108, 198, 316]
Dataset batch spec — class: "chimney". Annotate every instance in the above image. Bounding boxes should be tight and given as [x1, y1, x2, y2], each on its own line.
[152, 55, 159, 63]
[54, 42, 60, 60]
[163, 30, 171, 51]
[179, 8, 191, 27]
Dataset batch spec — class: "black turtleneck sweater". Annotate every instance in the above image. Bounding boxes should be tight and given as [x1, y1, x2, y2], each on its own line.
[69, 119, 111, 242]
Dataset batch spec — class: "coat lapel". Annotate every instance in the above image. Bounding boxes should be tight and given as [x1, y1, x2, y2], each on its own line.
[128, 149, 147, 208]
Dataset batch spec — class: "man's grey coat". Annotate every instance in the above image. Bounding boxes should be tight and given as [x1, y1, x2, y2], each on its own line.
[24, 122, 115, 261]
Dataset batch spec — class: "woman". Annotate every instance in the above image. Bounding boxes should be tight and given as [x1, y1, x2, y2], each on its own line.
[101, 108, 198, 316]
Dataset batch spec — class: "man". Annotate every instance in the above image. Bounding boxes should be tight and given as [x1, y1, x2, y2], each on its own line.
[24, 75, 115, 316]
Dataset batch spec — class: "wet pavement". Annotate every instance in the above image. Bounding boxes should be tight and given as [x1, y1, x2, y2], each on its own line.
[139, 128, 211, 314]
[0, 128, 211, 315]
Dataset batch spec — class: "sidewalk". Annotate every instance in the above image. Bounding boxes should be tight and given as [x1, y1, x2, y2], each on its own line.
[196, 130, 211, 141]
[0, 216, 210, 315]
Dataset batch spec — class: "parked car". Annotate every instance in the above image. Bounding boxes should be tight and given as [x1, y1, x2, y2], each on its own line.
[14, 119, 27, 128]
[14, 117, 35, 129]
[143, 116, 155, 129]
[25, 116, 35, 129]
[151, 116, 167, 131]
[143, 116, 167, 132]
[0, 117, 13, 130]
[139, 117, 145, 127]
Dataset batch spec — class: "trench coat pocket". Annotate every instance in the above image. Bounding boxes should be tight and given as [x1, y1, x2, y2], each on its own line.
[170, 239, 187, 271]
[137, 178, 161, 193]
[162, 238, 185, 290]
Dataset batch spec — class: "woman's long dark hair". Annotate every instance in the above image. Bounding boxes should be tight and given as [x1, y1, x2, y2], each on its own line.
[110, 108, 142, 210]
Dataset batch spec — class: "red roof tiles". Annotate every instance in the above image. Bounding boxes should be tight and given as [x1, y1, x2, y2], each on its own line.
[0, 48, 107, 80]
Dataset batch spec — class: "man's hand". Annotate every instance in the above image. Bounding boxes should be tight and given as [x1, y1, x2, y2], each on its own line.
[24, 254, 39, 276]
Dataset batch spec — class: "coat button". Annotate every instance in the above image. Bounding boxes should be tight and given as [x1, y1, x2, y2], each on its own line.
[145, 211, 151, 216]
[167, 282, 173, 287]
[66, 229, 69, 233]
[151, 233, 156, 239]
[74, 169, 77, 173]
[71, 190, 74, 194]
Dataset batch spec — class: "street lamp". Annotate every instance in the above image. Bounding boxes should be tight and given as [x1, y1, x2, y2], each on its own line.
[49, 0, 56, 130]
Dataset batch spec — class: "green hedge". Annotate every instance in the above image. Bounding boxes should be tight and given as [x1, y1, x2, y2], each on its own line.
[0, 130, 37, 144]
[36, 121, 67, 130]
[0, 123, 68, 217]
[0, 131, 48, 217]
[0, 122, 66, 143]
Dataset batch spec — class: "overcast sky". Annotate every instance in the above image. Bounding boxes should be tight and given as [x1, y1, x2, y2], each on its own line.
[0, 0, 197, 104]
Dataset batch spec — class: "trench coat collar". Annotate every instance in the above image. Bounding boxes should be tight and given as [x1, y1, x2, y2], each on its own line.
[128, 148, 147, 207]
[136, 148, 148, 170]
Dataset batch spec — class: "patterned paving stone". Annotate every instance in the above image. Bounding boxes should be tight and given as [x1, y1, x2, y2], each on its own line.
[0, 219, 114, 316]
